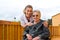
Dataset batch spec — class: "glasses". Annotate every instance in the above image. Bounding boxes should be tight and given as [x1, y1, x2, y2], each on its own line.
[32, 15, 39, 17]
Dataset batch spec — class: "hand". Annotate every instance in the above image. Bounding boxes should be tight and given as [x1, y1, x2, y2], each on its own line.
[43, 21, 48, 27]
[32, 36, 40, 40]
[26, 34, 32, 40]
[26, 22, 33, 26]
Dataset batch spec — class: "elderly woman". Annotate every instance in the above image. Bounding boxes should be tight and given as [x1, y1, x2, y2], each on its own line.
[23, 10, 50, 40]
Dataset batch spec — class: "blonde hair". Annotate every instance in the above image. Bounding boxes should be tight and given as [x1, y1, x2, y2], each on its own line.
[23, 5, 33, 14]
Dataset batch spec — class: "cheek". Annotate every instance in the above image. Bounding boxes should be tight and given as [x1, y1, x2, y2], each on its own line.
[25, 12, 29, 15]
[33, 17, 35, 20]
[38, 16, 40, 19]
[25, 10, 28, 13]
[36, 17, 40, 20]
[26, 12, 30, 15]
[33, 18, 38, 20]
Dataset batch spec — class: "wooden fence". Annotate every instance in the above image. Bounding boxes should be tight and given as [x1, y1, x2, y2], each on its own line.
[0, 21, 23, 40]
[49, 26, 60, 38]
[0, 21, 60, 40]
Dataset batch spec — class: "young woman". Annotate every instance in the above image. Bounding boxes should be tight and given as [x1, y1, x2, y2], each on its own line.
[20, 5, 33, 27]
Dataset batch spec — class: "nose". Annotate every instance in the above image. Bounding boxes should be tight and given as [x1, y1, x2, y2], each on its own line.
[34, 16, 37, 18]
[28, 11, 32, 13]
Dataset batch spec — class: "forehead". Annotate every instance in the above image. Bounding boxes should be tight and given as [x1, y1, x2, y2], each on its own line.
[26, 7, 33, 10]
[33, 12, 40, 15]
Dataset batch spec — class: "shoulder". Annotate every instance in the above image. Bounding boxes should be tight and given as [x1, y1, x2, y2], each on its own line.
[41, 20, 48, 27]
[20, 14, 25, 19]
[40, 19, 45, 23]
[40, 19, 48, 25]
[20, 14, 26, 21]
[40, 19, 47, 23]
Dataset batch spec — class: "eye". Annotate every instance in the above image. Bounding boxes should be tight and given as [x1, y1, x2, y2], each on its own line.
[32, 15, 39, 17]
[36, 15, 38, 17]
[32, 15, 35, 17]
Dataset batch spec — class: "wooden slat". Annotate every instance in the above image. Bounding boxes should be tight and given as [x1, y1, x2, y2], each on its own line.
[0, 24, 3, 40]
[4, 24, 7, 40]
[20, 26, 24, 40]
[18, 25, 20, 40]
[14, 25, 18, 40]
[7, 25, 10, 40]
[10, 25, 14, 40]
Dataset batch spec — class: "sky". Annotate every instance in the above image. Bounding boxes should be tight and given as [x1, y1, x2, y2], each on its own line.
[0, 0, 60, 21]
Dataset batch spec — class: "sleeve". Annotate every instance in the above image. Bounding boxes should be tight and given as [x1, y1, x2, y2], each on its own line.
[23, 26, 30, 38]
[38, 24, 50, 39]
[20, 16, 26, 26]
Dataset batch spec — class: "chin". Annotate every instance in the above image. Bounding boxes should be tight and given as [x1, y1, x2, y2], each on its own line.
[34, 19, 40, 22]
[27, 15, 30, 17]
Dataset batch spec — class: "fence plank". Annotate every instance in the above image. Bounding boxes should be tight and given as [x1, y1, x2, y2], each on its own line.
[0, 24, 3, 40]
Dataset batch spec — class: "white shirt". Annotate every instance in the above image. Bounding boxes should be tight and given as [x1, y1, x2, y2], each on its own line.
[20, 14, 33, 26]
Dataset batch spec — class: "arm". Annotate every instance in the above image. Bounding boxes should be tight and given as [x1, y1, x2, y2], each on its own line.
[23, 26, 32, 40]
[23, 26, 29, 37]
[32, 23, 50, 40]
[20, 16, 28, 28]
[38, 24, 50, 39]
[20, 17, 33, 28]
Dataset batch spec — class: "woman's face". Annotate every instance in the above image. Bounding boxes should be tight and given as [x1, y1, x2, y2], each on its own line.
[32, 12, 41, 22]
[25, 8, 33, 18]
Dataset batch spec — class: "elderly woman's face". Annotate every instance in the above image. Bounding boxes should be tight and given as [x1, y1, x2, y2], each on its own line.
[32, 12, 41, 22]
[25, 8, 33, 17]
